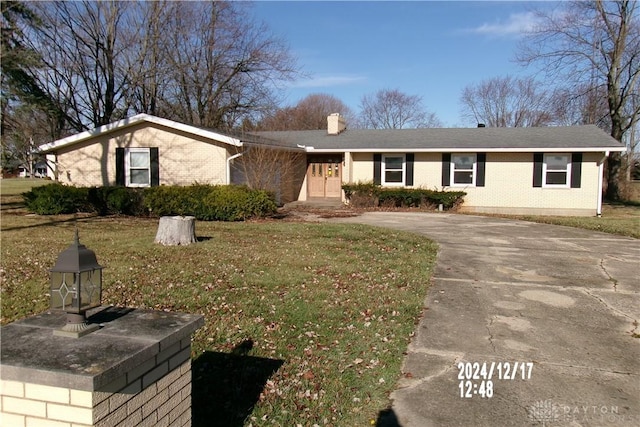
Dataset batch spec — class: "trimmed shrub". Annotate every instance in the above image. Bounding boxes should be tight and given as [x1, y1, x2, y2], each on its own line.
[87, 187, 145, 216]
[144, 184, 277, 221]
[342, 181, 379, 208]
[342, 182, 465, 210]
[23, 183, 276, 220]
[142, 185, 194, 217]
[23, 184, 89, 215]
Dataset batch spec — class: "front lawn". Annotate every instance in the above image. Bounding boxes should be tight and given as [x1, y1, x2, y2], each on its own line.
[0, 177, 51, 195]
[479, 204, 640, 239]
[0, 213, 436, 426]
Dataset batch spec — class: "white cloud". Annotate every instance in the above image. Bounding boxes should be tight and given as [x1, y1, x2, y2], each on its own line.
[289, 75, 367, 88]
[466, 12, 539, 37]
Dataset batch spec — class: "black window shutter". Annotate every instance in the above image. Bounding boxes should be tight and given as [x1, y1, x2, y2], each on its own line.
[476, 153, 486, 187]
[442, 153, 451, 186]
[115, 148, 125, 186]
[533, 153, 543, 187]
[150, 147, 160, 187]
[570, 152, 582, 188]
[406, 153, 414, 186]
[373, 154, 381, 185]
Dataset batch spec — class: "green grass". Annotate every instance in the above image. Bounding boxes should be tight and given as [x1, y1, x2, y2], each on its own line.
[0, 212, 437, 426]
[0, 177, 51, 195]
[473, 204, 639, 239]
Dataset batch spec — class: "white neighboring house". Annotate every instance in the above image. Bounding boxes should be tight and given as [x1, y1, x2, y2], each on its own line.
[18, 161, 48, 178]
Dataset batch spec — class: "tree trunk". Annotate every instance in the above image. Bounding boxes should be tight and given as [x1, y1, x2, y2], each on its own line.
[154, 216, 197, 246]
[605, 152, 623, 201]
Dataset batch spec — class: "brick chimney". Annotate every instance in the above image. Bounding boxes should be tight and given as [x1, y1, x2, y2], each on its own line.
[327, 113, 346, 135]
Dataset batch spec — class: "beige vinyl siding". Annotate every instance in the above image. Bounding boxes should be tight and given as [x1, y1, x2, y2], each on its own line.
[456, 152, 601, 214]
[412, 153, 442, 188]
[348, 151, 603, 216]
[54, 123, 232, 187]
[350, 153, 375, 183]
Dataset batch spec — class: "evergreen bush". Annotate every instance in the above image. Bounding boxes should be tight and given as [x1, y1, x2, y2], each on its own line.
[87, 187, 145, 216]
[23, 184, 277, 220]
[144, 184, 277, 221]
[23, 184, 89, 214]
[342, 182, 465, 210]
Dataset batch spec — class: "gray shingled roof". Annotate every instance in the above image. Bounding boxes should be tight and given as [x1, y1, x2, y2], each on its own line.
[252, 125, 625, 152]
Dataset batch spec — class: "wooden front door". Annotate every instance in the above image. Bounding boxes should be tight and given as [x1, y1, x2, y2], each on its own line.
[307, 159, 342, 198]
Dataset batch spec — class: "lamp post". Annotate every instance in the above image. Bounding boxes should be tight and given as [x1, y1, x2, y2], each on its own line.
[50, 229, 103, 338]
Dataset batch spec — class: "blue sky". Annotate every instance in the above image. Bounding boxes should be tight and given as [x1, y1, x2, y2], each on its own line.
[252, 1, 558, 127]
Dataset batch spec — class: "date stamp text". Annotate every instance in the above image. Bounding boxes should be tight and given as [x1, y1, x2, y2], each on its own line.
[458, 361, 534, 398]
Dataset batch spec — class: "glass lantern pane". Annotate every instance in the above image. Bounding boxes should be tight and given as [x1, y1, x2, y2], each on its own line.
[50, 272, 76, 311]
[50, 272, 64, 310]
[79, 270, 102, 311]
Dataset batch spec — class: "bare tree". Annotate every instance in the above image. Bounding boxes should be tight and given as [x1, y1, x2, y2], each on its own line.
[460, 76, 553, 127]
[160, 1, 296, 130]
[548, 84, 610, 127]
[13, 0, 296, 137]
[359, 88, 441, 129]
[232, 143, 306, 204]
[2, 106, 51, 176]
[26, 1, 135, 132]
[124, 0, 171, 117]
[257, 93, 354, 130]
[517, 0, 640, 200]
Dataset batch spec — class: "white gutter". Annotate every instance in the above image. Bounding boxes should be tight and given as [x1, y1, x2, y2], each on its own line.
[303, 147, 626, 154]
[226, 150, 246, 184]
[597, 151, 609, 217]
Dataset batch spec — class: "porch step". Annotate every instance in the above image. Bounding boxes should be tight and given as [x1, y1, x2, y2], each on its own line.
[283, 199, 345, 210]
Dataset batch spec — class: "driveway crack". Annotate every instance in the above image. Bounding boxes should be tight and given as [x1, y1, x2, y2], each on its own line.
[599, 257, 618, 291]
[486, 316, 497, 353]
[582, 289, 638, 336]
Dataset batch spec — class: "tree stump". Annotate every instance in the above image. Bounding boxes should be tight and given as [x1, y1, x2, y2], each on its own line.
[154, 216, 197, 246]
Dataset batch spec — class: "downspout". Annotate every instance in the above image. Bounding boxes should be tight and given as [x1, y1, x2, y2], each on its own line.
[597, 151, 609, 217]
[226, 150, 246, 185]
[45, 153, 58, 181]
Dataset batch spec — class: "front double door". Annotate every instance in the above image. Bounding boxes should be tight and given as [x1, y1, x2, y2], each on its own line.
[307, 158, 342, 198]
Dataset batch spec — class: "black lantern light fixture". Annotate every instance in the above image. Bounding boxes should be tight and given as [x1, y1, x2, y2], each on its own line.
[50, 229, 103, 337]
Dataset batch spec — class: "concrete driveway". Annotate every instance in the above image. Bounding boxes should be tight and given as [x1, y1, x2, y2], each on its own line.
[328, 212, 639, 427]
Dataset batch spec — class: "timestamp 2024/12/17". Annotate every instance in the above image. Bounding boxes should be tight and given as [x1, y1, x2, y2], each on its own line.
[458, 361, 534, 399]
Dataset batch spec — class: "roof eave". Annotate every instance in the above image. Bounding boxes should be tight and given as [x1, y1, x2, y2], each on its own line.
[305, 146, 626, 153]
[39, 114, 243, 153]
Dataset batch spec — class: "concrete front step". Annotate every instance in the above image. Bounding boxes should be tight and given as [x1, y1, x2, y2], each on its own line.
[283, 199, 345, 210]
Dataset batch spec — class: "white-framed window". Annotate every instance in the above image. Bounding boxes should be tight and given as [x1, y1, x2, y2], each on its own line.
[543, 153, 571, 187]
[125, 148, 151, 187]
[451, 153, 476, 186]
[382, 154, 405, 186]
